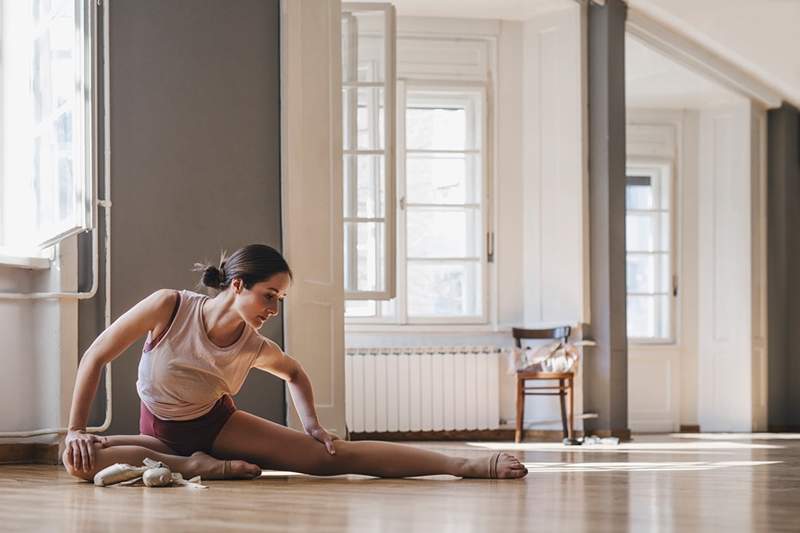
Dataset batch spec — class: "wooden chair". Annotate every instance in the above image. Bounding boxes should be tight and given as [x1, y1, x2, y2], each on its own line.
[512, 326, 574, 443]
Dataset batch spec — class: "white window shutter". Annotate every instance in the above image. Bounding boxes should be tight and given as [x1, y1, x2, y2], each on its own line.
[341, 3, 396, 300]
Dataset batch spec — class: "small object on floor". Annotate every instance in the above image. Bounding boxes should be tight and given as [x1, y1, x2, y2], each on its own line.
[559, 435, 620, 446]
[94, 458, 207, 489]
[143, 466, 173, 487]
[93, 463, 149, 487]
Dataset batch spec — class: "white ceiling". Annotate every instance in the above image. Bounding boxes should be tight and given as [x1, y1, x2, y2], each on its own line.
[354, 0, 799, 107]
[625, 34, 741, 109]
[627, 0, 800, 107]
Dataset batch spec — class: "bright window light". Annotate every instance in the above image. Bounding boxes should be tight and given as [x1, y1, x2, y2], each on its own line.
[0, 0, 94, 257]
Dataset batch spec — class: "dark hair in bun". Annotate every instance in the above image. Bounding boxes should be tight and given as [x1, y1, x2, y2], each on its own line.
[194, 244, 292, 291]
[201, 265, 225, 289]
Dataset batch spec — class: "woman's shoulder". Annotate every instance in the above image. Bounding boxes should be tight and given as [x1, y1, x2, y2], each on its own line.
[142, 289, 183, 327]
[141, 289, 178, 313]
[255, 333, 284, 355]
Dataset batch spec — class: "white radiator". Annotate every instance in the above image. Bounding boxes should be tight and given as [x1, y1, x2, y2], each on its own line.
[345, 347, 501, 433]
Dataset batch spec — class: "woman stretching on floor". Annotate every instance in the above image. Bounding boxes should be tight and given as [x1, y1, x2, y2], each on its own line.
[63, 244, 527, 482]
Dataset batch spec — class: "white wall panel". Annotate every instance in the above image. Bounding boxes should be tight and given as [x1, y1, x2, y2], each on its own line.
[281, 0, 346, 434]
[697, 102, 755, 432]
[520, 4, 587, 432]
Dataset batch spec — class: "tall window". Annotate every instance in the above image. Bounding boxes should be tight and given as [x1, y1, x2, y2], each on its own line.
[625, 163, 675, 342]
[0, 0, 94, 257]
[347, 83, 489, 324]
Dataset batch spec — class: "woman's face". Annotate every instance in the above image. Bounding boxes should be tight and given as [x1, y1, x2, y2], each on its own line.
[233, 272, 291, 329]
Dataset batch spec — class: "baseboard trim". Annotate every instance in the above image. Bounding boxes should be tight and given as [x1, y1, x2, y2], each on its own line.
[350, 429, 583, 442]
[0, 443, 60, 465]
[768, 425, 800, 433]
[589, 428, 632, 442]
[679, 424, 701, 433]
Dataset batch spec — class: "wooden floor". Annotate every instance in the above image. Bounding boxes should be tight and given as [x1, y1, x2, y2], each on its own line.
[1, 434, 799, 532]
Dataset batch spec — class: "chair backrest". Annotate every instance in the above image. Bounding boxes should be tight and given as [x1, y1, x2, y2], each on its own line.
[512, 326, 571, 348]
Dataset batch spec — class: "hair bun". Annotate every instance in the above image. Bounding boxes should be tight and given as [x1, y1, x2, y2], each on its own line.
[201, 265, 224, 289]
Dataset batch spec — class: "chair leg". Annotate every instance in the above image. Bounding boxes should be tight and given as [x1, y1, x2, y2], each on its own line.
[559, 378, 568, 441]
[567, 377, 574, 440]
[515, 377, 525, 443]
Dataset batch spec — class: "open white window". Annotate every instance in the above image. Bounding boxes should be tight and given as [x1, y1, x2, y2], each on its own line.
[0, 0, 95, 256]
[341, 3, 396, 299]
[625, 161, 676, 342]
[347, 81, 490, 324]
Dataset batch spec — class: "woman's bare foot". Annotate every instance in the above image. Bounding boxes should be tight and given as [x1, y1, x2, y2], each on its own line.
[461, 452, 528, 479]
[188, 451, 261, 480]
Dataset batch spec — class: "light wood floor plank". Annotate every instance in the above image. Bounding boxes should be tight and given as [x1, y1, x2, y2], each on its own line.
[0, 436, 797, 532]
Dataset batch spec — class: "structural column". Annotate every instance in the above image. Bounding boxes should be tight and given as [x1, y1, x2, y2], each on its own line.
[584, 0, 629, 439]
[768, 103, 800, 431]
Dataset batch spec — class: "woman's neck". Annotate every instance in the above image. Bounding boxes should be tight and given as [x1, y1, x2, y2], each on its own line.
[202, 290, 245, 347]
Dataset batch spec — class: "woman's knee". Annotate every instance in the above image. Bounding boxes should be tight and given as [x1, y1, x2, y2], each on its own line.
[62, 445, 105, 481]
[304, 440, 351, 475]
[62, 449, 92, 481]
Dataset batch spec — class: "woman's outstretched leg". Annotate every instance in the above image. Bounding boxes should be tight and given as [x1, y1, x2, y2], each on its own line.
[212, 411, 527, 479]
[62, 438, 261, 482]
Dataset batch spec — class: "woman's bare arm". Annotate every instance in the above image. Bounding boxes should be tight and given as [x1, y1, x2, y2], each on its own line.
[65, 289, 178, 471]
[254, 342, 337, 452]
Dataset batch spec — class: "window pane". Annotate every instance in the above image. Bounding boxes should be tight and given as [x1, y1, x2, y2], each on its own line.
[406, 105, 465, 150]
[406, 153, 480, 204]
[405, 91, 482, 152]
[345, 299, 397, 319]
[342, 87, 384, 151]
[341, 12, 385, 83]
[626, 213, 670, 252]
[626, 182, 653, 209]
[626, 253, 670, 293]
[407, 261, 482, 317]
[346, 300, 376, 318]
[343, 154, 385, 219]
[58, 156, 74, 219]
[406, 208, 481, 258]
[1, 0, 91, 251]
[627, 295, 671, 339]
[344, 221, 385, 293]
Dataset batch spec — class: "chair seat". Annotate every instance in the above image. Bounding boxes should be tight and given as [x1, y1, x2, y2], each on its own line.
[516, 370, 574, 380]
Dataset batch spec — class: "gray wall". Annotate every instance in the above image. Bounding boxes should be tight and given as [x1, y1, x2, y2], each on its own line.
[79, 0, 284, 434]
[768, 103, 800, 430]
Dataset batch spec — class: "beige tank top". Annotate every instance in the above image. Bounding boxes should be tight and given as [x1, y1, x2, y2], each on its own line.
[136, 289, 275, 421]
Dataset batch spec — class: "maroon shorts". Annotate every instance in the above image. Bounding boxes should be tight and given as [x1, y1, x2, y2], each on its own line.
[139, 395, 237, 456]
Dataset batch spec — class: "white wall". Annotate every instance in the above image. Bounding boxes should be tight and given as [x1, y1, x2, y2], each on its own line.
[518, 4, 587, 430]
[696, 99, 768, 432]
[625, 109, 700, 432]
[0, 237, 78, 441]
[346, 5, 589, 431]
[625, 100, 769, 433]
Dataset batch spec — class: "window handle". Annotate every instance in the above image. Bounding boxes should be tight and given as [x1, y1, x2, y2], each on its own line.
[672, 275, 678, 297]
[399, 196, 406, 210]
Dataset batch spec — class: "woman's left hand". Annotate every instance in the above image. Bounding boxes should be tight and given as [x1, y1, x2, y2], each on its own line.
[306, 424, 340, 455]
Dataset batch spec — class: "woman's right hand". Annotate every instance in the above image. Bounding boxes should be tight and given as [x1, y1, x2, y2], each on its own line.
[64, 430, 108, 472]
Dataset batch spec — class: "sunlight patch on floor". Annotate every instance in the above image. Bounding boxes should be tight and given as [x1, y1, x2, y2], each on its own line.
[521, 460, 782, 472]
[256, 471, 378, 480]
[465, 441, 782, 452]
[670, 433, 800, 440]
